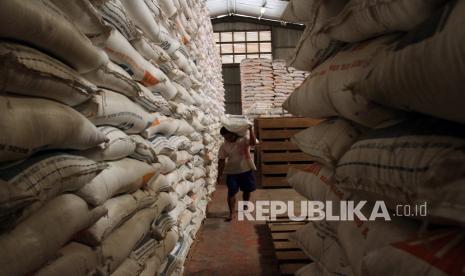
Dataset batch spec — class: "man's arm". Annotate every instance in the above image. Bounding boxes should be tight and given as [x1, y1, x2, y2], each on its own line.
[217, 158, 225, 183]
[248, 124, 257, 146]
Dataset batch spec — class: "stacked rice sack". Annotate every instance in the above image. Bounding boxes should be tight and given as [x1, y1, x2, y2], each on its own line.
[240, 58, 275, 116]
[272, 59, 293, 110]
[282, 0, 465, 275]
[0, 0, 224, 275]
[272, 59, 309, 116]
[240, 58, 308, 117]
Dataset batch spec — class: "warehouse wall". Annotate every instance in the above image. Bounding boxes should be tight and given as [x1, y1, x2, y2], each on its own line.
[213, 21, 270, 32]
[222, 65, 242, 114]
[212, 17, 304, 115]
[272, 27, 303, 60]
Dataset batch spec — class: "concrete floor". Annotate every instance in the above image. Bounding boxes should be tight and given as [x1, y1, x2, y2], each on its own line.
[184, 184, 305, 276]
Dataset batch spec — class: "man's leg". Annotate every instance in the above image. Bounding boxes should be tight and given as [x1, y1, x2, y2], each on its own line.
[226, 194, 236, 221]
[239, 170, 256, 210]
[226, 174, 239, 221]
[242, 191, 251, 210]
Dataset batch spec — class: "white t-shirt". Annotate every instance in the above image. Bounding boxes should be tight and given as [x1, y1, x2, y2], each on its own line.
[218, 137, 256, 174]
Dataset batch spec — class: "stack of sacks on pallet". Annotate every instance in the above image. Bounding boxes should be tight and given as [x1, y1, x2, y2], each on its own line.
[0, 0, 224, 275]
[282, 0, 465, 275]
[240, 58, 274, 116]
[240, 58, 309, 118]
[272, 59, 309, 115]
[287, 67, 308, 89]
[272, 59, 293, 112]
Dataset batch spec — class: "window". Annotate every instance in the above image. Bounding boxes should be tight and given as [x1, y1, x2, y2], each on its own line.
[234, 32, 246, 42]
[215, 30, 272, 64]
[246, 31, 259, 41]
[234, 43, 246, 54]
[234, 55, 247, 63]
[220, 32, 233, 42]
[221, 55, 234, 64]
[259, 31, 271, 41]
[259, 43, 271, 52]
[221, 44, 233, 54]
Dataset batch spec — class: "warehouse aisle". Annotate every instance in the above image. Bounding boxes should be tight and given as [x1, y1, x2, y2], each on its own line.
[184, 184, 304, 275]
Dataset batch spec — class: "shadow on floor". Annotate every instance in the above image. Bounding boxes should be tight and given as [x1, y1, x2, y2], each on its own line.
[183, 185, 281, 276]
[255, 224, 280, 276]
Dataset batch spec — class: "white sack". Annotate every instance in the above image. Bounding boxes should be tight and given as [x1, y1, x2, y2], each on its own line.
[0, 96, 106, 163]
[77, 158, 159, 205]
[139, 229, 179, 276]
[129, 135, 158, 163]
[287, 0, 349, 71]
[291, 119, 363, 167]
[34, 242, 100, 276]
[362, 229, 465, 276]
[148, 170, 180, 193]
[80, 126, 136, 161]
[354, 0, 465, 124]
[150, 135, 176, 156]
[82, 61, 143, 99]
[336, 117, 465, 226]
[136, 85, 173, 115]
[0, 194, 106, 276]
[50, 0, 112, 45]
[0, 153, 106, 229]
[103, 28, 167, 86]
[283, 35, 404, 128]
[0, 0, 109, 73]
[0, 42, 97, 106]
[76, 89, 157, 134]
[170, 151, 193, 166]
[157, 155, 177, 174]
[221, 116, 251, 137]
[77, 189, 158, 246]
[142, 116, 180, 138]
[323, 0, 446, 42]
[120, 0, 162, 42]
[98, 207, 160, 274]
[176, 120, 196, 136]
[290, 221, 353, 275]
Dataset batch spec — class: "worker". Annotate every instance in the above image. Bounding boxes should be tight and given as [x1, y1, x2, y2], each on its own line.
[217, 124, 257, 221]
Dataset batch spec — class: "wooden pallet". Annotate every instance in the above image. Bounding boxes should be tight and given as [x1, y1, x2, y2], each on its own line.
[255, 117, 321, 188]
[267, 218, 310, 275]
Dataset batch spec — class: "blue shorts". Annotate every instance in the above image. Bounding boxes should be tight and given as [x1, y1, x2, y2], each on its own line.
[226, 170, 256, 197]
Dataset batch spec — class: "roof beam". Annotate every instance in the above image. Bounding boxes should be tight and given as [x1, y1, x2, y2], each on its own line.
[211, 15, 305, 30]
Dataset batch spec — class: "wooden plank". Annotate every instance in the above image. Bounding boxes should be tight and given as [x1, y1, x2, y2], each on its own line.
[280, 263, 309, 275]
[262, 183, 290, 188]
[259, 129, 302, 139]
[262, 164, 310, 174]
[259, 141, 300, 150]
[269, 217, 302, 223]
[272, 232, 290, 240]
[261, 177, 288, 187]
[273, 241, 300, 250]
[275, 251, 309, 261]
[261, 152, 311, 162]
[269, 224, 304, 232]
[268, 221, 306, 227]
[257, 118, 321, 129]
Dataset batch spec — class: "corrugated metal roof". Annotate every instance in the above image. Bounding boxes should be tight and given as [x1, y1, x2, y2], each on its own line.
[207, 0, 289, 21]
